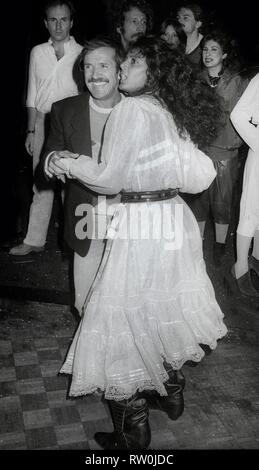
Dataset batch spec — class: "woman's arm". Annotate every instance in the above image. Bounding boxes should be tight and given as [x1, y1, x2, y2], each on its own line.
[59, 99, 145, 195]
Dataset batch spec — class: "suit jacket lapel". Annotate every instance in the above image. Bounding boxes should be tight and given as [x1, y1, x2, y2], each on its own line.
[70, 94, 93, 157]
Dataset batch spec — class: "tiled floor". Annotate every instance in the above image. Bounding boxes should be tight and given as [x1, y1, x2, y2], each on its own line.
[0, 215, 259, 450]
[0, 292, 258, 450]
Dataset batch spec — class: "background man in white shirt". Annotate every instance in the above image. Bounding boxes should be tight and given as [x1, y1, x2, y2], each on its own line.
[10, 0, 82, 256]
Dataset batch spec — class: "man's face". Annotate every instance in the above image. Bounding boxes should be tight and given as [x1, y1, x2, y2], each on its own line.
[117, 7, 147, 49]
[177, 8, 201, 36]
[44, 4, 73, 42]
[83, 47, 120, 106]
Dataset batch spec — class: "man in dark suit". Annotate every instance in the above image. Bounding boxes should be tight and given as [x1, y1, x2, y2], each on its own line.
[44, 37, 122, 315]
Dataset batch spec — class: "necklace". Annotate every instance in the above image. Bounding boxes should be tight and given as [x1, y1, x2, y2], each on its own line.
[208, 69, 224, 88]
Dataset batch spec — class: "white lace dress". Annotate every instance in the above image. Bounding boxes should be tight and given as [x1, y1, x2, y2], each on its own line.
[60, 96, 227, 401]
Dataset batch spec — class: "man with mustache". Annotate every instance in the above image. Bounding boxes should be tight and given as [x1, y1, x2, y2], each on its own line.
[111, 0, 153, 51]
[43, 37, 122, 315]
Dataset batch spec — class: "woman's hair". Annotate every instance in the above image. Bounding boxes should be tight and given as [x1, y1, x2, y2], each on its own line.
[201, 29, 241, 72]
[128, 35, 223, 148]
[160, 17, 186, 50]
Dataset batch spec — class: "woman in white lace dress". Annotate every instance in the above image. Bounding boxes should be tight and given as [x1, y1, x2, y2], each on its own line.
[53, 37, 227, 449]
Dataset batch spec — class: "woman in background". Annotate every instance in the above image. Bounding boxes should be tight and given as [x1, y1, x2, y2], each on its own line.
[160, 17, 186, 51]
[184, 29, 248, 267]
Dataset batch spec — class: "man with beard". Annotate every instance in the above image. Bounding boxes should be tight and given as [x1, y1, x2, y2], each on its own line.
[111, 0, 153, 51]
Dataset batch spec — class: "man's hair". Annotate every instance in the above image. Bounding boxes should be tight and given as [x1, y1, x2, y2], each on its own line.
[177, 2, 204, 22]
[110, 0, 153, 38]
[79, 36, 123, 73]
[44, 0, 75, 19]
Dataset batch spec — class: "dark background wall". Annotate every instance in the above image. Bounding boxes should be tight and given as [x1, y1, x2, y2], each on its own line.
[7, 0, 259, 136]
[1, 0, 258, 242]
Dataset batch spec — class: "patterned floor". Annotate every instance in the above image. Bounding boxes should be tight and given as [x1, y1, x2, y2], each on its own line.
[0, 294, 259, 451]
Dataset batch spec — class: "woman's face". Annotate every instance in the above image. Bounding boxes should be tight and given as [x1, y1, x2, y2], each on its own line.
[202, 39, 227, 70]
[161, 25, 180, 49]
[119, 52, 148, 95]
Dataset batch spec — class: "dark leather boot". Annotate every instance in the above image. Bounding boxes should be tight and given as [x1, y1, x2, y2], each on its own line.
[95, 395, 151, 450]
[141, 369, 185, 421]
[224, 265, 259, 298]
[249, 255, 259, 277]
[154, 382, 184, 421]
[167, 368, 186, 390]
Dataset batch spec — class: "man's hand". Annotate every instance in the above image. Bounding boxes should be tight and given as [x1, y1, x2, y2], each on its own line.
[25, 133, 34, 156]
[47, 153, 66, 178]
[46, 152, 75, 183]
[45, 150, 79, 182]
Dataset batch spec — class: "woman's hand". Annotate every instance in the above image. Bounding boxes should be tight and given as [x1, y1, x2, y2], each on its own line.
[50, 155, 72, 178]
[56, 150, 80, 159]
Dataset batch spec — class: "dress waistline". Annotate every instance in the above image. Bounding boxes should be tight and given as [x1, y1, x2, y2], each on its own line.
[120, 188, 179, 203]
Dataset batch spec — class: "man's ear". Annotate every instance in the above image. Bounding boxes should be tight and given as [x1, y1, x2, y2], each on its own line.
[116, 26, 122, 36]
[196, 20, 202, 31]
[222, 53, 227, 61]
[44, 19, 48, 30]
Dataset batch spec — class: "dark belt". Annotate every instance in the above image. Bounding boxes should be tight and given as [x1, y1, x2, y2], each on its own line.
[120, 188, 179, 203]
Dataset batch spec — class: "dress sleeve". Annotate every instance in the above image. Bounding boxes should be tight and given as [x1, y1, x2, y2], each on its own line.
[177, 135, 217, 193]
[68, 99, 145, 194]
[230, 74, 259, 154]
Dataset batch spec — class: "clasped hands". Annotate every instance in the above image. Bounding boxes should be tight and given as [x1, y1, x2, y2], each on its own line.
[46, 150, 79, 182]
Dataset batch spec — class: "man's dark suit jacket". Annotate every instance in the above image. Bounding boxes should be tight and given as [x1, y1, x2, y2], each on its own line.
[42, 93, 96, 257]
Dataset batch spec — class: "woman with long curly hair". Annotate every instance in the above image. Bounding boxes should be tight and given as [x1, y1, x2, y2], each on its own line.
[52, 36, 227, 449]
